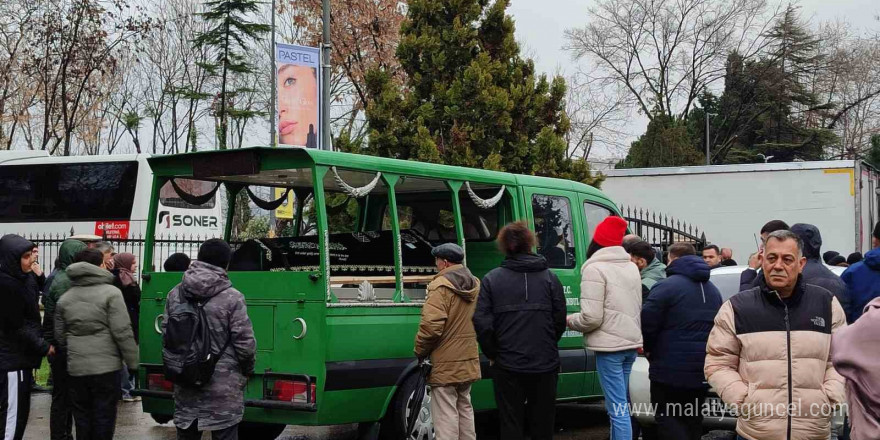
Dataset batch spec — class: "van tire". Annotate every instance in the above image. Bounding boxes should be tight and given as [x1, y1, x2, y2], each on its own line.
[149, 414, 172, 425]
[379, 373, 433, 440]
[237, 422, 286, 440]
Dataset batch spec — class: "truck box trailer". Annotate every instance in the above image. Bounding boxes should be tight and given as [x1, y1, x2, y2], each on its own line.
[602, 160, 880, 262]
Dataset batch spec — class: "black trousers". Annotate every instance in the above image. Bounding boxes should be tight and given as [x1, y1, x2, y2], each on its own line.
[70, 370, 121, 440]
[491, 367, 557, 440]
[0, 370, 32, 440]
[50, 355, 74, 440]
[650, 381, 706, 440]
[177, 421, 238, 440]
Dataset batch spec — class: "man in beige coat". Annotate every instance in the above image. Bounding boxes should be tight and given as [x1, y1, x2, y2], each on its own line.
[414, 243, 481, 440]
[705, 230, 846, 440]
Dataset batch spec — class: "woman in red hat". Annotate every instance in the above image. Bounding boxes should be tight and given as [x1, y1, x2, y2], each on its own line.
[567, 216, 643, 439]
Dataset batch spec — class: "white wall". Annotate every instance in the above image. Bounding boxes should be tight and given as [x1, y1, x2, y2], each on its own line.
[602, 167, 858, 262]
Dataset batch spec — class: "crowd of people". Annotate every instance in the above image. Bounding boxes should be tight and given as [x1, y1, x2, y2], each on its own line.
[0, 214, 877, 440]
[414, 217, 880, 440]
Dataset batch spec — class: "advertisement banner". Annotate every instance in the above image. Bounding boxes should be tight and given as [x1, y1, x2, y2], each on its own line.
[275, 43, 321, 148]
[95, 220, 130, 239]
[275, 187, 295, 219]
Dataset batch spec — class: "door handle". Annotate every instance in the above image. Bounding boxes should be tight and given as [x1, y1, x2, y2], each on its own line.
[154, 315, 164, 334]
[293, 318, 307, 340]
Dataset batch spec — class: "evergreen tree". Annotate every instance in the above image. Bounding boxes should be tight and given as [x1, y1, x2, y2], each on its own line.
[868, 135, 880, 168]
[618, 112, 703, 168]
[363, 0, 599, 185]
[194, 0, 270, 150]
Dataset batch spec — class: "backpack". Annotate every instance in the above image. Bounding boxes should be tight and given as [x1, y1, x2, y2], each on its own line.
[162, 289, 230, 388]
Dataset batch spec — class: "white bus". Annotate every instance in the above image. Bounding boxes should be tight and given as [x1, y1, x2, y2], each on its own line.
[0, 151, 223, 267]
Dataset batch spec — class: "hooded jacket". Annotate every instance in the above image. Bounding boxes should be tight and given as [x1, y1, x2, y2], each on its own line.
[831, 296, 880, 440]
[54, 262, 138, 377]
[705, 275, 846, 440]
[41, 239, 87, 346]
[414, 264, 481, 386]
[792, 224, 849, 317]
[473, 254, 566, 374]
[641, 255, 722, 389]
[568, 246, 643, 352]
[0, 234, 50, 371]
[640, 257, 667, 295]
[163, 261, 256, 431]
[840, 248, 880, 323]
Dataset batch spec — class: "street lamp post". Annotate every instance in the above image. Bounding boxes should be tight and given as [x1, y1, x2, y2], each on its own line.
[705, 112, 716, 165]
[322, 0, 331, 151]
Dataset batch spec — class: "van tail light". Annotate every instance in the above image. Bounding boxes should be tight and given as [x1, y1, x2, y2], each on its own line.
[147, 373, 174, 392]
[268, 379, 316, 404]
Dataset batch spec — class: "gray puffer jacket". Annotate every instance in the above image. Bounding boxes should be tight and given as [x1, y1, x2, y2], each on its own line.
[163, 261, 256, 431]
[54, 262, 139, 377]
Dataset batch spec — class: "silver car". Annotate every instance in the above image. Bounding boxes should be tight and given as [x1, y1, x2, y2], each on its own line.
[629, 265, 846, 436]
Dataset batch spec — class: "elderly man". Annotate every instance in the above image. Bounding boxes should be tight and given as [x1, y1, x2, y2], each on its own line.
[740, 220, 790, 291]
[705, 230, 846, 440]
[414, 243, 481, 440]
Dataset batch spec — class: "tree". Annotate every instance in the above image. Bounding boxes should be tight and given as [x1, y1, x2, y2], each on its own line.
[365, 0, 599, 185]
[194, 0, 270, 150]
[565, 0, 776, 122]
[617, 112, 703, 168]
[868, 134, 880, 168]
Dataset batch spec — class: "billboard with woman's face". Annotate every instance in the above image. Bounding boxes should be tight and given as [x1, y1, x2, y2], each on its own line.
[276, 43, 320, 148]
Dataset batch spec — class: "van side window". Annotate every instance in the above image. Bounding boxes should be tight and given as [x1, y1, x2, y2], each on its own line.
[532, 195, 576, 269]
[583, 202, 612, 240]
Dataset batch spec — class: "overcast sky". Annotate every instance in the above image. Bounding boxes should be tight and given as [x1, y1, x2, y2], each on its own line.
[506, 0, 880, 160]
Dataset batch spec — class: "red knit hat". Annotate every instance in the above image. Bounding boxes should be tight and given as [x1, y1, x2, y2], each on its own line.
[592, 216, 628, 247]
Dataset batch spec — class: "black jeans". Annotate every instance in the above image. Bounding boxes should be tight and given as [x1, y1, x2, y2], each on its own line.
[491, 366, 558, 440]
[650, 381, 706, 440]
[177, 422, 238, 440]
[69, 370, 121, 440]
[49, 354, 74, 440]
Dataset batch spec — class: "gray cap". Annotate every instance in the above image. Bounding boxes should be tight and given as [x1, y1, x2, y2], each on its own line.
[431, 243, 464, 264]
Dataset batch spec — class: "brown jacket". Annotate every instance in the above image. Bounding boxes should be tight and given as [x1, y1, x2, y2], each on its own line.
[413, 265, 481, 386]
[705, 277, 846, 440]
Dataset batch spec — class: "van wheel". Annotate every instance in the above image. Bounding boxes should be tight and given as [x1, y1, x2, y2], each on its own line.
[379, 373, 434, 440]
[149, 414, 172, 425]
[237, 422, 286, 440]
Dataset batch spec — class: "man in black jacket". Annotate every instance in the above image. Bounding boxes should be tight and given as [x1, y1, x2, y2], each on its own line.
[0, 235, 53, 440]
[740, 219, 790, 291]
[641, 243, 722, 439]
[789, 223, 849, 319]
[473, 222, 566, 440]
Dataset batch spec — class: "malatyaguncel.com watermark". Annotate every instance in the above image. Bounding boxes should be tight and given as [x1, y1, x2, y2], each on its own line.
[616, 399, 846, 421]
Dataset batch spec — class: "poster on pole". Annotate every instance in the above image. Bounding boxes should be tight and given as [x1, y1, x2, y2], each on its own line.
[274, 187, 295, 219]
[275, 43, 321, 149]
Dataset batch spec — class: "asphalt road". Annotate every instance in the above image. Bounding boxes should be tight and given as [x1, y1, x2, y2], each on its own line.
[22, 393, 613, 440]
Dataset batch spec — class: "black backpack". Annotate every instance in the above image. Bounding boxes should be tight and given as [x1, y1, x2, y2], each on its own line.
[162, 289, 230, 388]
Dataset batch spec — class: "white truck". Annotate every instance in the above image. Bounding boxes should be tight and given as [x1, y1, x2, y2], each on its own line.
[602, 160, 880, 261]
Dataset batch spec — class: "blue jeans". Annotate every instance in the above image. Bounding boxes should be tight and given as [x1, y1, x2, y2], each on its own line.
[596, 349, 637, 440]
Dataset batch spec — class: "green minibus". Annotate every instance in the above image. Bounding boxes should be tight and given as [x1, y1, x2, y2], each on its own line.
[136, 147, 620, 439]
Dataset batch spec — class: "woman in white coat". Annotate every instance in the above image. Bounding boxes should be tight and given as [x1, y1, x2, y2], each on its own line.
[567, 216, 643, 440]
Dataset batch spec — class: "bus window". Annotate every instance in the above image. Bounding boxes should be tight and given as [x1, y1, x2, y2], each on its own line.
[532, 195, 576, 269]
[0, 161, 138, 222]
[160, 179, 217, 209]
[323, 169, 395, 301]
[583, 202, 612, 241]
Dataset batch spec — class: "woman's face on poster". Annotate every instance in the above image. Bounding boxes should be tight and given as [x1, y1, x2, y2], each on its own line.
[278, 64, 318, 146]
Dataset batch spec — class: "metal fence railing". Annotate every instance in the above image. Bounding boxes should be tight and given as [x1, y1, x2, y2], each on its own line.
[620, 206, 708, 253]
[23, 233, 214, 272]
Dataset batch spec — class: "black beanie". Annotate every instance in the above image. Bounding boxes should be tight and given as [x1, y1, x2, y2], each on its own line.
[163, 253, 192, 272]
[198, 239, 232, 269]
[822, 251, 839, 265]
[847, 252, 863, 265]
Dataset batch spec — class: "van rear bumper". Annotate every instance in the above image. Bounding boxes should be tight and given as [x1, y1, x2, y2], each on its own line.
[133, 389, 318, 412]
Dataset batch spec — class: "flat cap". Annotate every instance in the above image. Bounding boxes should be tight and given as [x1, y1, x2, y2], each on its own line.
[431, 243, 464, 264]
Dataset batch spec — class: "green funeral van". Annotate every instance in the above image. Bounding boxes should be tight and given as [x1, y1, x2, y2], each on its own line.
[136, 147, 621, 439]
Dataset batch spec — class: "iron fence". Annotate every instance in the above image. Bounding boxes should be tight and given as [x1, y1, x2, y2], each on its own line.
[23, 233, 214, 272]
[620, 206, 708, 253]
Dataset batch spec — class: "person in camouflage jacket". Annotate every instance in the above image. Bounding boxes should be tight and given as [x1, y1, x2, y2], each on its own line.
[162, 239, 256, 440]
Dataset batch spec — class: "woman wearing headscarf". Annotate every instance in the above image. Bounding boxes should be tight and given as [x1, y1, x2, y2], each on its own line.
[111, 253, 140, 402]
[566, 216, 643, 440]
